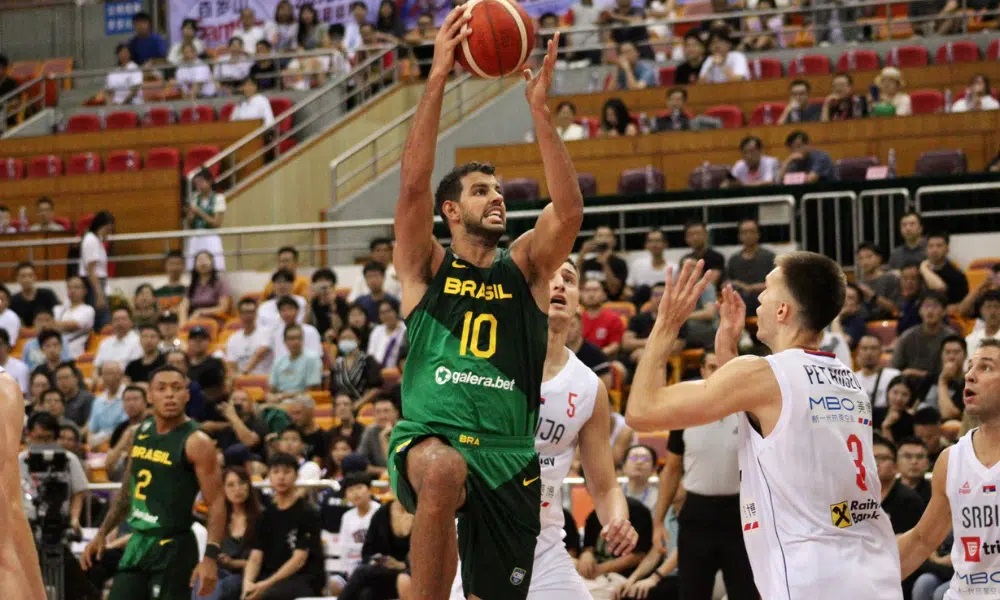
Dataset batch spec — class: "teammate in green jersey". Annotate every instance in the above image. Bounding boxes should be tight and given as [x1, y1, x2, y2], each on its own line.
[80, 366, 226, 599]
[389, 12, 583, 600]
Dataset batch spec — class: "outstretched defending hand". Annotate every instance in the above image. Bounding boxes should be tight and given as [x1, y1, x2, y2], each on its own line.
[651, 259, 712, 338]
[716, 283, 746, 344]
[601, 517, 639, 556]
[523, 33, 560, 112]
[429, 6, 472, 79]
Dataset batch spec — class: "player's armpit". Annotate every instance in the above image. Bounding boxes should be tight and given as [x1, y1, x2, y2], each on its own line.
[898, 447, 953, 579]
[628, 355, 779, 431]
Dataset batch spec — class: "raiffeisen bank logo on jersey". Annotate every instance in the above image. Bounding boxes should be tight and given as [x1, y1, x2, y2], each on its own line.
[435, 365, 516, 391]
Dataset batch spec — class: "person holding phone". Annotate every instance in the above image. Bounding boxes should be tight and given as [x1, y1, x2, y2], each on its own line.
[577, 226, 630, 301]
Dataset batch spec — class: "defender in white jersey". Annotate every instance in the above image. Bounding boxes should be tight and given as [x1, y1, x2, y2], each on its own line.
[626, 254, 903, 600]
[899, 339, 1000, 598]
[450, 260, 638, 599]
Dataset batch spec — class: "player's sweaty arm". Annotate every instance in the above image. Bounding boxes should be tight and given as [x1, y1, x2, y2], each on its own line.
[898, 447, 953, 579]
[394, 9, 469, 293]
[579, 381, 631, 549]
[189, 431, 226, 547]
[511, 34, 583, 283]
[0, 377, 45, 600]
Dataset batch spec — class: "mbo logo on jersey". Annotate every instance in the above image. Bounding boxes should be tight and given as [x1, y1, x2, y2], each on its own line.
[830, 499, 881, 528]
[435, 366, 516, 391]
[808, 395, 873, 426]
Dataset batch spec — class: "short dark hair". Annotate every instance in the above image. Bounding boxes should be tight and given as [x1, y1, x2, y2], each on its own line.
[28, 411, 59, 437]
[267, 451, 300, 470]
[138, 323, 161, 336]
[278, 246, 299, 260]
[363, 262, 386, 276]
[342, 471, 372, 491]
[434, 162, 496, 220]
[775, 251, 846, 332]
[60, 424, 81, 442]
[682, 30, 705, 45]
[979, 339, 1000, 352]
[312, 268, 337, 285]
[238, 296, 259, 310]
[896, 436, 927, 451]
[0, 284, 9, 301]
[122, 385, 147, 401]
[980, 290, 1000, 309]
[40, 388, 65, 405]
[279, 426, 303, 440]
[739, 135, 762, 151]
[181, 17, 198, 30]
[165, 250, 184, 261]
[919, 290, 947, 310]
[369, 237, 392, 252]
[913, 406, 942, 426]
[16, 261, 35, 274]
[276, 296, 299, 311]
[0, 54, 8, 69]
[256, 39, 272, 50]
[150, 365, 187, 382]
[855, 241, 883, 257]
[683, 219, 707, 233]
[785, 130, 810, 147]
[927, 231, 950, 245]
[555, 100, 577, 115]
[283, 323, 303, 340]
[112, 305, 133, 319]
[329, 22, 345, 37]
[872, 433, 896, 460]
[271, 268, 295, 283]
[789, 78, 811, 92]
[667, 86, 687, 101]
[37, 329, 62, 347]
[133, 11, 152, 22]
[940, 334, 967, 355]
[349, 0, 367, 9]
[900, 210, 923, 226]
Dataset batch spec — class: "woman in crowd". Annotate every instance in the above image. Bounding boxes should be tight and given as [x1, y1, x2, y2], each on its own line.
[193, 466, 262, 600]
[54, 275, 96, 359]
[339, 499, 414, 600]
[553, 101, 587, 141]
[179, 251, 233, 323]
[132, 284, 160, 328]
[597, 98, 638, 137]
[184, 168, 227, 272]
[875, 376, 917, 443]
[174, 42, 216, 99]
[214, 37, 253, 92]
[168, 18, 206, 65]
[374, 0, 406, 44]
[329, 326, 383, 411]
[346, 303, 373, 350]
[27, 370, 51, 415]
[105, 44, 143, 105]
[872, 66, 912, 117]
[366, 300, 406, 369]
[269, 0, 300, 53]
[951, 73, 999, 112]
[79, 211, 114, 330]
[296, 4, 326, 51]
[322, 434, 355, 481]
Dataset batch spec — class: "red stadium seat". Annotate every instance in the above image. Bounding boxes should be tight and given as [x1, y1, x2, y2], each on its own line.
[75, 213, 95, 235]
[65, 113, 102, 134]
[269, 97, 293, 132]
[935, 41, 981, 64]
[909, 89, 945, 114]
[219, 103, 236, 121]
[748, 102, 786, 126]
[618, 168, 664, 194]
[787, 54, 831, 76]
[106, 150, 141, 172]
[66, 152, 102, 175]
[183, 145, 220, 176]
[144, 147, 180, 170]
[748, 57, 783, 80]
[104, 111, 138, 130]
[577, 117, 599, 139]
[502, 178, 539, 202]
[989, 39, 1000, 61]
[704, 104, 744, 128]
[687, 163, 730, 190]
[143, 107, 174, 126]
[914, 149, 967, 176]
[27, 155, 63, 178]
[886, 45, 929, 68]
[1, 158, 24, 180]
[658, 65, 676, 86]
[179, 105, 217, 124]
[835, 49, 880, 72]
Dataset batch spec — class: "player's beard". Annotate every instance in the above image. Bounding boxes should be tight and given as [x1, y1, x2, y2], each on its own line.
[462, 209, 504, 247]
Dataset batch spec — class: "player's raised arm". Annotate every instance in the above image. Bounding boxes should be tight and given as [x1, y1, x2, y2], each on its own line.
[579, 379, 637, 557]
[395, 8, 470, 293]
[511, 34, 584, 282]
[898, 447, 953, 579]
[187, 430, 224, 596]
[0, 376, 45, 600]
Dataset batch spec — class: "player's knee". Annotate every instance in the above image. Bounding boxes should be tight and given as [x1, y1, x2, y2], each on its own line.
[416, 445, 467, 502]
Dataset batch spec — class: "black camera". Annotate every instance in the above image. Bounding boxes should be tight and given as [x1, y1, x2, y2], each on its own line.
[26, 449, 73, 547]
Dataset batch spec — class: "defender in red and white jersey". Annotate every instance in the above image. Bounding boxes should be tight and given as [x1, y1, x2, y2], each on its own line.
[449, 260, 638, 599]
[626, 254, 902, 600]
[899, 339, 1000, 598]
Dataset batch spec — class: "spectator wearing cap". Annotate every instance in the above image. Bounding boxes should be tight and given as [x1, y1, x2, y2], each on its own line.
[892, 291, 956, 389]
[922, 232, 968, 310]
[357, 394, 399, 476]
[156, 311, 186, 353]
[23, 322, 69, 373]
[94, 307, 142, 371]
[277, 427, 323, 481]
[349, 238, 401, 302]
[127, 12, 167, 65]
[184, 173, 227, 272]
[780, 130, 836, 183]
[243, 452, 327, 598]
[154, 251, 188, 313]
[11, 262, 61, 327]
[855, 242, 900, 320]
[353, 262, 401, 324]
[336, 472, 377, 585]
[226, 296, 273, 377]
[230, 76, 275, 127]
[124, 324, 165, 383]
[269, 324, 323, 402]
[872, 67, 911, 117]
[0, 284, 20, 347]
[966, 290, 1000, 359]
[0, 329, 28, 393]
[223, 444, 266, 478]
[264, 247, 312, 299]
[257, 269, 308, 331]
[87, 361, 127, 447]
[271, 298, 322, 361]
[698, 30, 749, 83]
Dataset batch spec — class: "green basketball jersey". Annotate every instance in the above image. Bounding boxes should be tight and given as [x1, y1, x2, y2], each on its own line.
[125, 418, 201, 536]
[402, 248, 548, 443]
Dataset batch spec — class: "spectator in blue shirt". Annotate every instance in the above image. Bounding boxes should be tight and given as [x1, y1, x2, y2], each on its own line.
[354, 263, 400, 324]
[270, 324, 323, 401]
[779, 130, 837, 183]
[127, 12, 167, 65]
[615, 42, 657, 91]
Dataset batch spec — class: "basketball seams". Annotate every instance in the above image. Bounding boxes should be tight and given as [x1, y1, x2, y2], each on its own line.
[493, 0, 529, 74]
[459, 0, 492, 78]
[457, 0, 530, 79]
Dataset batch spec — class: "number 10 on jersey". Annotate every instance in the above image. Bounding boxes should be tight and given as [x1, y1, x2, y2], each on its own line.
[459, 311, 497, 358]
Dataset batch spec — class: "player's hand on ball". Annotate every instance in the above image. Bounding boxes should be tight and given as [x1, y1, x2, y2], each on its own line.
[653, 259, 711, 337]
[79, 533, 105, 570]
[430, 6, 472, 78]
[601, 517, 638, 556]
[523, 33, 560, 111]
[191, 556, 219, 596]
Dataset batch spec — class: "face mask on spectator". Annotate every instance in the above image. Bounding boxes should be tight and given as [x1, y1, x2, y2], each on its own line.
[338, 340, 358, 354]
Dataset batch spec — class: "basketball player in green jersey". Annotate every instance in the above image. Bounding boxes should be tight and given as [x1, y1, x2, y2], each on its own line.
[80, 366, 226, 599]
[388, 11, 583, 600]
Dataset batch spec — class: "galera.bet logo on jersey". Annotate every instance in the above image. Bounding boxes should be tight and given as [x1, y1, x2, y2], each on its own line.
[434, 365, 516, 391]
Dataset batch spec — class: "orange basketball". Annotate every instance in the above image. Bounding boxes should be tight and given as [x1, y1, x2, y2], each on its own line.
[455, 0, 536, 79]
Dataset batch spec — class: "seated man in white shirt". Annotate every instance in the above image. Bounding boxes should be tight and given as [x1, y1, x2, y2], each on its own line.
[627, 228, 675, 291]
[257, 270, 307, 330]
[698, 31, 750, 83]
[725, 135, 781, 187]
[277, 426, 323, 481]
[93, 307, 142, 371]
[226, 297, 273, 376]
[230, 76, 275, 128]
[271, 298, 322, 361]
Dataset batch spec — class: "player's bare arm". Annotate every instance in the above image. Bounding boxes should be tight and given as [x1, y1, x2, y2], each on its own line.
[394, 7, 471, 315]
[81, 449, 136, 571]
[509, 33, 584, 305]
[714, 284, 746, 367]
[188, 430, 224, 596]
[651, 450, 682, 552]
[0, 375, 45, 600]
[579, 379, 637, 556]
[897, 446, 952, 579]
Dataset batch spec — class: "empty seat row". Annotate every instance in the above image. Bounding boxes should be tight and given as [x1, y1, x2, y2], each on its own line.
[63, 97, 293, 134]
[656, 39, 1000, 85]
[0, 145, 220, 180]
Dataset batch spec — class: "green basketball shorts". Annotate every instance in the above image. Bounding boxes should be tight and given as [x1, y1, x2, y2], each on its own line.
[109, 530, 199, 600]
[389, 419, 541, 600]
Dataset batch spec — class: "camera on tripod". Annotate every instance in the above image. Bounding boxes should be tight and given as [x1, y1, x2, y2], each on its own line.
[26, 449, 76, 547]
